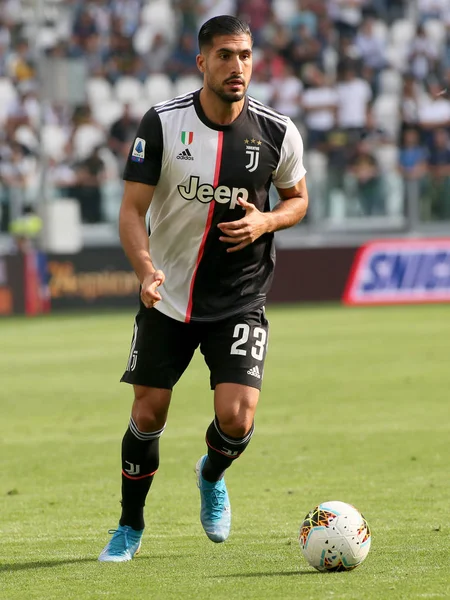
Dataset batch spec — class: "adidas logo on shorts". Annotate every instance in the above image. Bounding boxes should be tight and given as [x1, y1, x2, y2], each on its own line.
[176, 148, 194, 161]
[247, 365, 261, 379]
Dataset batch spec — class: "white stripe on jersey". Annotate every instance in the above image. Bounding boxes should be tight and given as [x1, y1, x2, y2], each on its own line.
[248, 105, 289, 126]
[248, 97, 288, 122]
[154, 92, 194, 108]
[149, 104, 222, 322]
[154, 98, 194, 114]
[156, 101, 194, 114]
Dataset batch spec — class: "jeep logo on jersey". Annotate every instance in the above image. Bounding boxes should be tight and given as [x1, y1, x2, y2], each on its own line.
[245, 138, 262, 172]
[178, 176, 249, 208]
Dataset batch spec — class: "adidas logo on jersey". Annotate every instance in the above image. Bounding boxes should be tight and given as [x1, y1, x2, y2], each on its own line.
[247, 365, 261, 379]
[177, 148, 194, 161]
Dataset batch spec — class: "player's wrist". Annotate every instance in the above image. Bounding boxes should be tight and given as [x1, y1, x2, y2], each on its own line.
[264, 212, 276, 234]
[138, 262, 157, 285]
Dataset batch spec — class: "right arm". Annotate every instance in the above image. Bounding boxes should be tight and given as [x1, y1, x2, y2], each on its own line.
[120, 107, 164, 308]
[119, 181, 165, 308]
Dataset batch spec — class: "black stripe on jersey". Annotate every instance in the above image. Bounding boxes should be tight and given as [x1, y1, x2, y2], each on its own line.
[156, 101, 194, 115]
[189, 123, 278, 320]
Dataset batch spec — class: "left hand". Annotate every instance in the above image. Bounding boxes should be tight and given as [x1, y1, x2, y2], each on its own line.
[217, 197, 269, 253]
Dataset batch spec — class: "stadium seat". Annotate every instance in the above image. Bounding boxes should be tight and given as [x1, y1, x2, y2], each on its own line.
[322, 46, 338, 77]
[389, 19, 416, 47]
[91, 99, 123, 128]
[384, 43, 408, 72]
[133, 24, 156, 55]
[14, 124, 38, 152]
[98, 146, 120, 180]
[374, 144, 399, 173]
[145, 74, 175, 105]
[173, 75, 203, 97]
[0, 77, 18, 107]
[114, 76, 144, 105]
[372, 94, 400, 139]
[140, 0, 177, 41]
[130, 97, 152, 119]
[379, 69, 403, 95]
[272, 0, 298, 25]
[372, 19, 389, 43]
[41, 124, 68, 160]
[36, 26, 58, 50]
[423, 19, 446, 49]
[141, 0, 176, 27]
[86, 77, 113, 106]
[0, 78, 20, 127]
[71, 123, 106, 160]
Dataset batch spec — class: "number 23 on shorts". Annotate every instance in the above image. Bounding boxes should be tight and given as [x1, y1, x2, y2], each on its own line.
[230, 323, 267, 361]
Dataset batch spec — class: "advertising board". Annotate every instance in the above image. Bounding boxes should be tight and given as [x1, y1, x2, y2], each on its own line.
[343, 239, 450, 305]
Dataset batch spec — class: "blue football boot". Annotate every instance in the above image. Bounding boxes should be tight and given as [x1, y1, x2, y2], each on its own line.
[98, 524, 143, 562]
[195, 455, 231, 543]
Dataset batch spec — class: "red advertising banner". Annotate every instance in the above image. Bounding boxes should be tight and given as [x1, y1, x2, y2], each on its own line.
[343, 239, 450, 305]
[0, 254, 25, 315]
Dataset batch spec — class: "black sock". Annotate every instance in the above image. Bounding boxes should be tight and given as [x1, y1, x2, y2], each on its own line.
[202, 417, 254, 482]
[119, 418, 165, 531]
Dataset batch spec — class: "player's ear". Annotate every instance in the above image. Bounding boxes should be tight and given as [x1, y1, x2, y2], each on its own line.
[196, 53, 205, 74]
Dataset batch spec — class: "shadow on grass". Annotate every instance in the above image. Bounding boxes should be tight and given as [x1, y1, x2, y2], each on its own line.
[0, 558, 96, 572]
[209, 570, 319, 578]
[0, 554, 191, 572]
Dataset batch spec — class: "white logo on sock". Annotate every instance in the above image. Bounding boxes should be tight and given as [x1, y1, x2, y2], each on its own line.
[124, 461, 140, 476]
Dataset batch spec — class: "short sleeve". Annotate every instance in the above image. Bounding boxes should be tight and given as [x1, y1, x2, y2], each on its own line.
[123, 108, 163, 185]
[272, 118, 307, 189]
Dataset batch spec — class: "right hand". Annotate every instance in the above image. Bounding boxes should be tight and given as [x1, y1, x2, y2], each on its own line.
[141, 270, 165, 308]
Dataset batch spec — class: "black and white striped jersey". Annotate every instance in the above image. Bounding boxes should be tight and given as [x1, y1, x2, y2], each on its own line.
[123, 89, 306, 323]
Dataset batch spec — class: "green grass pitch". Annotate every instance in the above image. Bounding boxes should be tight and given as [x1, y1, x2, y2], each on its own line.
[1, 304, 449, 599]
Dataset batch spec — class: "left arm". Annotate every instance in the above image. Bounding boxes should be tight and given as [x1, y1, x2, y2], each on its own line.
[217, 176, 308, 253]
[266, 176, 309, 232]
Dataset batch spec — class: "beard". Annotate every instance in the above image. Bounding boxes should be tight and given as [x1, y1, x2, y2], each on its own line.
[207, 79, 247, 104]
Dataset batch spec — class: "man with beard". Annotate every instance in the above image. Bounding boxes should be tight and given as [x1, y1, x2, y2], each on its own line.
[99, 15, 308, 562]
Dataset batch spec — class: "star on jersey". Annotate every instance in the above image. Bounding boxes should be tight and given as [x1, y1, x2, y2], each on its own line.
[245, 138, 262, 173]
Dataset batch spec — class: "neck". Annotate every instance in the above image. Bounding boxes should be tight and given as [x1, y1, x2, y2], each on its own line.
[199, 87, 245, 125]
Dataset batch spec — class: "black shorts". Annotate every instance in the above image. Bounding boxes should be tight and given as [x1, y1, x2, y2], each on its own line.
[120, 306, 269, 391]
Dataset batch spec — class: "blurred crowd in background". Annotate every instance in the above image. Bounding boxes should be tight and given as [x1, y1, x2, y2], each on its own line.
[0, 0, 450, 236]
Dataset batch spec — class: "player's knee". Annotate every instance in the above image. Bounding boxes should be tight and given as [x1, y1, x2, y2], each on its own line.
[217, 403, 255, 438]
[132, 410, 161, 433]
[221, 419, 252, 439]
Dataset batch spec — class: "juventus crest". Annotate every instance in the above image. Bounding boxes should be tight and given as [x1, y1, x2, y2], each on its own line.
[244, 138, 262, 172]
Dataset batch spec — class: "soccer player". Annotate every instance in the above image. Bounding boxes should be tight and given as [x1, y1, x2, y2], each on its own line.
[99, 14, 308, 562]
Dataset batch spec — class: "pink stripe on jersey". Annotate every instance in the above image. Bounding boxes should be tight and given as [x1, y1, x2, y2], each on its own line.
[185, 131, 223, 323]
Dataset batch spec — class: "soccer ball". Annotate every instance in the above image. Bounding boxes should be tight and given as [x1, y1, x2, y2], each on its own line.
[299, 500, 371, 572]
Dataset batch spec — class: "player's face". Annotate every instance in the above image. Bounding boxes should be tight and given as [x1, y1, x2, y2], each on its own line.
[197, 34, 253, 103]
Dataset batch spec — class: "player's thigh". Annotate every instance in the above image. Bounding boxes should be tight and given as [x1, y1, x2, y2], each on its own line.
[200, 307, 269, 391]
[121, 307, 199, 390]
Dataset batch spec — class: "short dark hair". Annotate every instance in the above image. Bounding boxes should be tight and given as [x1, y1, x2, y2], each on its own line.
[198, 15, 252, 51]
